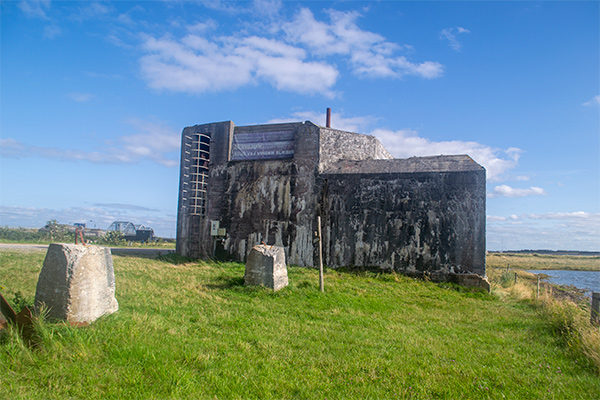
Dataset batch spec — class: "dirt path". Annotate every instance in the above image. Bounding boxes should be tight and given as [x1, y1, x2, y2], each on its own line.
[0, 243, 175, 258]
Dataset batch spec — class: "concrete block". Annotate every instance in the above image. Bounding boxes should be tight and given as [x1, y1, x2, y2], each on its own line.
[244, 245, 288, 291]
[35, 243, 118, 323]
[454, 273, 491, 293]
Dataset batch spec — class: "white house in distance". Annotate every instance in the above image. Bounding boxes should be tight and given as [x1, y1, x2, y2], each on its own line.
[107, 221, 154, 242]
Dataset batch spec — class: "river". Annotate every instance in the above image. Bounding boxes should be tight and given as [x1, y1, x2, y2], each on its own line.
[526, 269, 600, 295]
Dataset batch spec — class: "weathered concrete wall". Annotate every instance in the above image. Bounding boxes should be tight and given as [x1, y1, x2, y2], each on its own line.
[234, 122, 303, 135]
[319, 165, 486, 275]
[318, 128, 392, 171]
[221, 122, 321, 265]
[176, 121, 234, 259]
[323, 155, 484, 175]
[176, 119, 486, 278]
[222, 160, 298, 263]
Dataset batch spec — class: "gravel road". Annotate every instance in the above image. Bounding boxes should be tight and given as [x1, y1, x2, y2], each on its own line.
[0, 243, 175, 258]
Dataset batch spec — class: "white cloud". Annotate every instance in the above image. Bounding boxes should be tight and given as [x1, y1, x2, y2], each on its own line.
[121, 118, 181, 167]
[440, 27, 471, 51]
[268, 110, 523, 181]
[107, 34, 134, 49]
[267, 110, 378, 133]
[371, 128, 521, 181]
[18, 0, 51, 19]
[487, 211, 600, 251]
[43, 24, 62, 39]
[140, 34, 255, 93]
[200, 0, 247, 14]
[524, 211, 595, 220]
[0, 205, 176, 238]
[252, 0, 283, 19]
[140, 32, 339, 97]
[69, 2, 113, 21]
[0, 119, 180, 167]
[514, 175, 530, 181]
[283, 8, 443, 79]
[583, 95, 600, 107]
[285, 9, 385, 56]
[19, 0, 63, 39]
[93, 203, 160, 212]
[138, 6, 442, 96]
[268, 110, 523, 182]
[0, 138, 26, 158]
[488, 185, 548, 198]
[187, 20, 219, 34]
[66, 92, 95, 103]
[0, 205, 116, 231]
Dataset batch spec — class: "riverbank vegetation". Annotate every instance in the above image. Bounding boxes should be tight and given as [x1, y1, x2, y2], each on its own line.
[1, 249, 599, 399]
[487, 266, 599, 374]
[0, 226, 175, 248]
[487, 252, 600, 271]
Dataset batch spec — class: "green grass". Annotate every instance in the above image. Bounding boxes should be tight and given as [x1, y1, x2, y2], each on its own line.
[1, 249, 599, 399]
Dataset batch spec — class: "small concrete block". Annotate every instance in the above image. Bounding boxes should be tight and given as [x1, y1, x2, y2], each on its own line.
[244, 245, 288, 291]
[456, 274, 491, 293]
[35, 243, 118, 323]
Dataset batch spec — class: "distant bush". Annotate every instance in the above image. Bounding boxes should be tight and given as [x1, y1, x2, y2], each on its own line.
[0, 227, 47, 242]
[101, 231, 126, 246]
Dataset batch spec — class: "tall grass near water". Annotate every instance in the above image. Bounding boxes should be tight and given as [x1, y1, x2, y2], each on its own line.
[487, 258, 600, 374]
[1, 249, 600, 399]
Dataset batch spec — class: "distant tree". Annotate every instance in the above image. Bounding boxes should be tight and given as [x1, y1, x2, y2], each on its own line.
[45, 219, 67, 242]
[102, 230, 125, 246]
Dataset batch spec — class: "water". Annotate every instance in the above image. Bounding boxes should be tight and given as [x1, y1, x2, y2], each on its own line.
[526, 269, 600, 295]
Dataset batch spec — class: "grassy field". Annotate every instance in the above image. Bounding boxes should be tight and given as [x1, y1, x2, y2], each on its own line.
[1, 248, 599, 399]
[487, 252, 600, 271]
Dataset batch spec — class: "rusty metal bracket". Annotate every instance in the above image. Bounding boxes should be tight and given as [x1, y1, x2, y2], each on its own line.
[0, 291, 35, 345]
[0, 291, 16, 325]
[75, 227, 86, 246]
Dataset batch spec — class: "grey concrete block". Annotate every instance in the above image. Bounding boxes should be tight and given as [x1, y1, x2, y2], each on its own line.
[34, 243, 118, 323]
[454, 274, 491, 293]
[244, 245, 288, 291]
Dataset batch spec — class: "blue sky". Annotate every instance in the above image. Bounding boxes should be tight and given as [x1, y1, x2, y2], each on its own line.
[1, 0, 598, 251]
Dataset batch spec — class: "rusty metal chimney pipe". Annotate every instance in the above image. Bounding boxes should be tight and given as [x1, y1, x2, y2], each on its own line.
[326, 108, 331, 128]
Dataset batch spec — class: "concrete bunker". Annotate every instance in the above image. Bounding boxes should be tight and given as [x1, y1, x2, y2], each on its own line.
[176, 120, 486, 278]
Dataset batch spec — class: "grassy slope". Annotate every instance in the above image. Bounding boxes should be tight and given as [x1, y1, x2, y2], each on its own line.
[1, 249, 599, 399]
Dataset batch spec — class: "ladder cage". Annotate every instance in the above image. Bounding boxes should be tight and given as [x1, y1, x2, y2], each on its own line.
[181, 133, 210, 216]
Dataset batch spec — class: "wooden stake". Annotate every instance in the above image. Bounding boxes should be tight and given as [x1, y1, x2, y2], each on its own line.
[592, 292, 600, 325]
[317, 216, 324, 293]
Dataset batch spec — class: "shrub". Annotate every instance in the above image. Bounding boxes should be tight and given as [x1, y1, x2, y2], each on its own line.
[101, 231, 125, 246]
[11, 291, 34, 312]
[0, 227, 46, 242]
